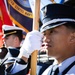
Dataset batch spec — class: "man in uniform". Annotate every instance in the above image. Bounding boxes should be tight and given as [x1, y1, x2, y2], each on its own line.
[1, 25, 24, 60]
[4, 0, 75, 75]
[0, 25, 24, 75]
[2, 25, 23, 49]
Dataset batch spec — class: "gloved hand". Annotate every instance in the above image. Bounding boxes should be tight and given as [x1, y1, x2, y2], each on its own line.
[18, 30, 43, 58]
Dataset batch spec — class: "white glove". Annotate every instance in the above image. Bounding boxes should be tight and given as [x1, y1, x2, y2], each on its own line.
[18, 30, 43, 58]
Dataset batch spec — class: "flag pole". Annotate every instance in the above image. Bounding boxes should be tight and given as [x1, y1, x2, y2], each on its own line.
[30, 0, 40, 75]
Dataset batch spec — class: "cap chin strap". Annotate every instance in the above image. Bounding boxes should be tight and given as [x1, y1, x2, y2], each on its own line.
[41, 18, 75, 32]
[41, 22, 66, 32]
[5, 31, 17, 36]
[42, 18, 75, 28]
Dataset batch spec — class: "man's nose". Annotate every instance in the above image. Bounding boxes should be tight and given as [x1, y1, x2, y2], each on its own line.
[42, 36, 50, 43]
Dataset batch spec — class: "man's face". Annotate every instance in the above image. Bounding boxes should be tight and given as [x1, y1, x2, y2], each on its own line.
[42, 25, 73, 59]
[4, 35, 15, 47]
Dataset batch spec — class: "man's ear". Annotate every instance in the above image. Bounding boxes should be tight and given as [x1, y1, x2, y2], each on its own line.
[14, 37, 18, 42]
[70, 32, 75, 43]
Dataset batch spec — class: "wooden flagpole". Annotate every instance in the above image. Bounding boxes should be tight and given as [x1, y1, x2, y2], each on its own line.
[30, 0, 40, 75]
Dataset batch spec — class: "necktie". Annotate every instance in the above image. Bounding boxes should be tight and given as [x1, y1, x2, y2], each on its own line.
[50, 65, 59, 75]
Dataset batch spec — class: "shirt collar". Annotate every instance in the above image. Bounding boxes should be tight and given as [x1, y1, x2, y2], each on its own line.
[58, 56, 75, 73]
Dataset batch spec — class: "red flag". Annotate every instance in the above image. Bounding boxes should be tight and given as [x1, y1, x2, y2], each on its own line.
[0, 0, 13, 47]
[0, 0, 13, 25]
[0, 32, 3, 48]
